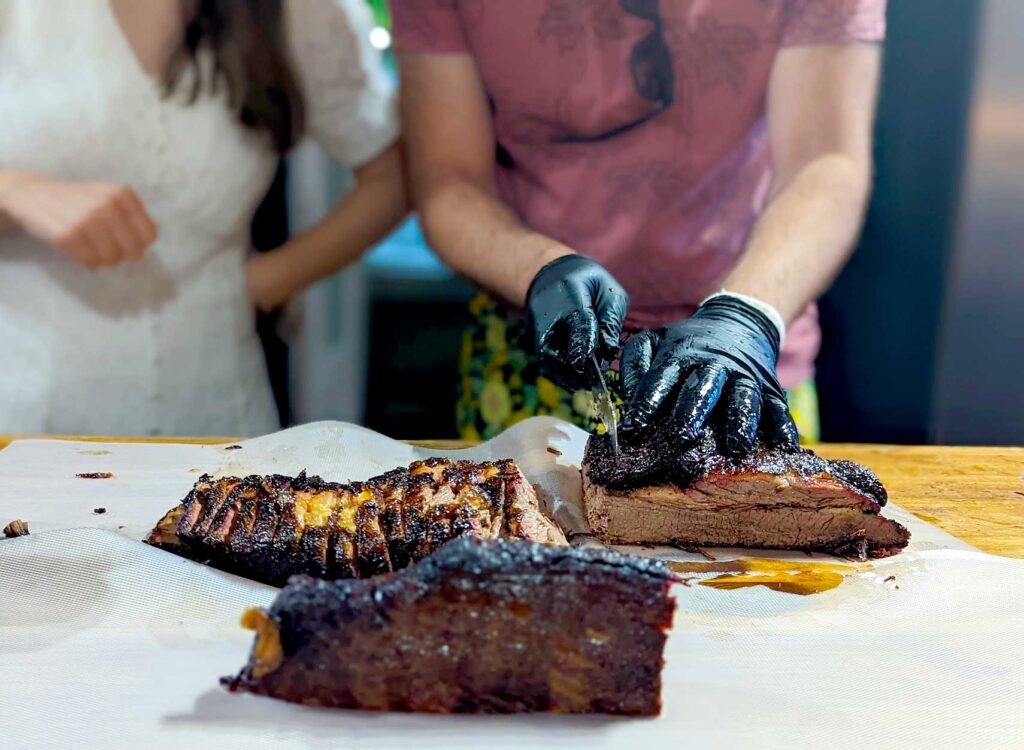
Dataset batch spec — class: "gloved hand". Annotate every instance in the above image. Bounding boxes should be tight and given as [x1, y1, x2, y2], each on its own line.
[620, 293, 799, 455]
[526, 254, 629, 392]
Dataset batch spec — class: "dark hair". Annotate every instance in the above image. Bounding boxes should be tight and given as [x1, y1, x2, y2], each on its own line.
[164, 0, 306, 153]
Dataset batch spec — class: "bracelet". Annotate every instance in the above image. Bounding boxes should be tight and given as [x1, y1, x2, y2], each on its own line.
[700, 290, 787, 344]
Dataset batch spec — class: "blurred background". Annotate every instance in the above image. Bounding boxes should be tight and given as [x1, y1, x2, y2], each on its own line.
[256, 0, 1022, 445]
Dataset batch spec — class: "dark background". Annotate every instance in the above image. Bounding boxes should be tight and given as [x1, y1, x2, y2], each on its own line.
[818, 1, 984, 443]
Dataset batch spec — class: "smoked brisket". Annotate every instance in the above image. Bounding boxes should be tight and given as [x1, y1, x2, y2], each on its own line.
[583, 429, 909, 558]
[223, 535, 675, 715]
[147, 458, 566, 586]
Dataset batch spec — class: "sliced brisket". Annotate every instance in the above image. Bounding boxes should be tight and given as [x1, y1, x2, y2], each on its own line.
[583, 429, 909, 558]
[223, 536, 675, 715]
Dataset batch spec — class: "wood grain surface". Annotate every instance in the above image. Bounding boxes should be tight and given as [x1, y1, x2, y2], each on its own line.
[814, 444, 1024, 559]
[2, 436, 1022, 558]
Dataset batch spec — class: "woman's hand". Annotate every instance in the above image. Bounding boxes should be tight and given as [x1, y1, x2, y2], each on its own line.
[245, 250, 294, 312]
[0, 170, 158, 268]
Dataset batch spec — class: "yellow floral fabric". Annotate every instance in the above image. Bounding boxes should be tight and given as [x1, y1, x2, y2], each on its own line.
[457, 292, 820, 443]
[786, 377, 820, 444]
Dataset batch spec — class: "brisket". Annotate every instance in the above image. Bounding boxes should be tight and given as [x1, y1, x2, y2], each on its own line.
[223, 535, 675, 715]
[583, 429, 910, 558]
[147, 458, 566, 586]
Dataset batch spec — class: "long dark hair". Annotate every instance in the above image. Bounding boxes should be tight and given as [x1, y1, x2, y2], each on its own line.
[164, 0, 305, 153]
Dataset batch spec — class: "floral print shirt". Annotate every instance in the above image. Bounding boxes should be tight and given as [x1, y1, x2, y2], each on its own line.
[392, 0, 887, 387]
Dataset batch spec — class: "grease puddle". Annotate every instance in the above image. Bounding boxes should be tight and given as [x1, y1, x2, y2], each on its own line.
[668, 558, 861, 596]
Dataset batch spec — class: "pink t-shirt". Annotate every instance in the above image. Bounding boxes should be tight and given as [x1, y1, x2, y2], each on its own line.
[393, 0, 886, 387]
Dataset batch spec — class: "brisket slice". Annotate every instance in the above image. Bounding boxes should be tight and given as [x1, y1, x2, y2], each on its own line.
[147, 459, 566, 586]
[223, 536, 675, 715]
[583, 429, 909, 559]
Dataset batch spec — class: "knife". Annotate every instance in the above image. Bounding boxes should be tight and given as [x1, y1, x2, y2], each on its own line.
[591, 355, 620, 459]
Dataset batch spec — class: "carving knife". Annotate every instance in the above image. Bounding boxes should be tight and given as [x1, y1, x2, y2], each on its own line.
[591, 355, 620, 459]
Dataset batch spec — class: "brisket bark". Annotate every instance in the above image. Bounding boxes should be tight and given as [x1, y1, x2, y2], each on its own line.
[584, 429, 909, 558]
[147, 458, 566, 586]
[223, 536, 675, 715]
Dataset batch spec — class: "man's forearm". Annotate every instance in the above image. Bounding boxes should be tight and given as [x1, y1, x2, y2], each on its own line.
[400, 52, 575, 306]
[722, 153, 872, 324]
[418, 176, 572, 306]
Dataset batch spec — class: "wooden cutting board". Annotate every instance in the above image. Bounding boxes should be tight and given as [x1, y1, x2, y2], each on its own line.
[2, 436, 1022, 558]
[813, 444, 1024, 559]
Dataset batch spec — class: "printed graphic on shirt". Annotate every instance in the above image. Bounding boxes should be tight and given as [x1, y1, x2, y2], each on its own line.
[541, 0, 674, 143]
[537, 0, 631, 53]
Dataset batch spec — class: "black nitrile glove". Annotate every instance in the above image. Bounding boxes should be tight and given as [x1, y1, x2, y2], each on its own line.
[526, 255, 630, 392]
[620, 294, 799, 455]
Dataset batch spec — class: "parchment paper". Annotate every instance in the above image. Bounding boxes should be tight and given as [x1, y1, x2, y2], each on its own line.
[0, 417, 970, 559]
[1, 419, 1021, 749]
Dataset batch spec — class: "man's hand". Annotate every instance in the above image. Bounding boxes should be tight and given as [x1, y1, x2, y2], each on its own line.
[0, 171, 158, 268]
[526, 255, 629, 391]
[621, 294, 798, 455]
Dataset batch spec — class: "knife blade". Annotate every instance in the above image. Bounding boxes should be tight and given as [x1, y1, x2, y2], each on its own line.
[591, 355, 619, 459]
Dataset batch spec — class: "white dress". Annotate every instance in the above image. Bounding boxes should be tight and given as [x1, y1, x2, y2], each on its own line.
[0, 0, 398, 436]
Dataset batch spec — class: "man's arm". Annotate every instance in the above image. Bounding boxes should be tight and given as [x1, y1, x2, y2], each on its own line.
[399, 52, 629, 380]
[721, 44, 882, 324]
[621, 43, 881, 449]
[398, 52, 570, 306]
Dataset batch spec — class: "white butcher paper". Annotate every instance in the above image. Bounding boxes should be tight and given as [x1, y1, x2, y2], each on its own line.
[1, 418, 1022, 748]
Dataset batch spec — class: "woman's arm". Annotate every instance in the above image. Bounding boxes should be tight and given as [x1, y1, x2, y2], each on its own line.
[721, 44, 882, 323]
[0, 170, 19, 231]
[245, 141, 408, 311]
